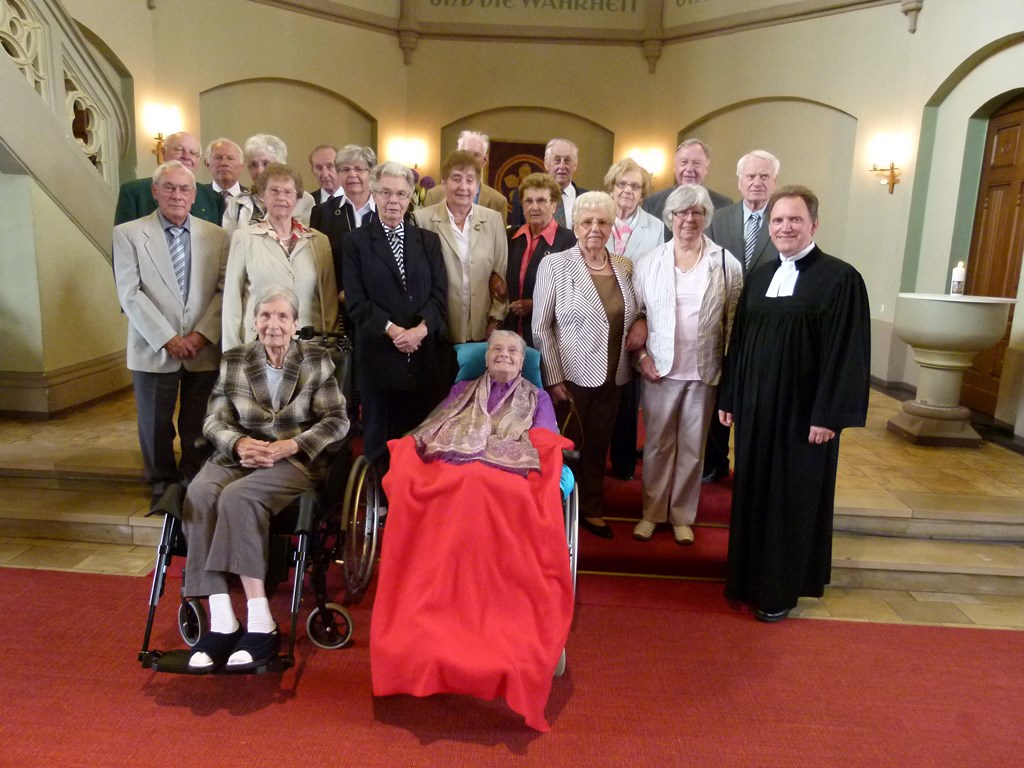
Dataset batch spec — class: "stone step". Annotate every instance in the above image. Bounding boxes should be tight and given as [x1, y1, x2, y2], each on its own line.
[0, 470, 159, 547]
[4, 468, 1024, 595]
[831, 532, 1024, 596]
[834, 488, 1024, 541]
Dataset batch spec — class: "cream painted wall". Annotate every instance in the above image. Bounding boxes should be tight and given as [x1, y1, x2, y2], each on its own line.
[0, 175, 124, 372]
[0, 175, 44, 371]
[31, 183, 126, 371]
[147, 0, 407, 176]
[199, 80, 377, 192]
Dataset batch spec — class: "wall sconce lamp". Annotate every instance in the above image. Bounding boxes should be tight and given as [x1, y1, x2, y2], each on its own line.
[870, 162, 902, 194]
[386, 137, 428, 170]
[141, 102, 183, 165]
[152, 132, 166, 164]
[627, 147, 667, 179]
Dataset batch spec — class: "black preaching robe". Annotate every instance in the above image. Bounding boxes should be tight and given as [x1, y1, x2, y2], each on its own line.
[719, 246, 869, 611]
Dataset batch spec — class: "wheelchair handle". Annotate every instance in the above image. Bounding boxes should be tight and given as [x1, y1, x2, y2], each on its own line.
[298, 326, 347, 341]
[562, 449, 580, 462]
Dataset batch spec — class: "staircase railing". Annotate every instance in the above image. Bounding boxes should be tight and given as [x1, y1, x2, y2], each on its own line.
[1, 0, 132, 260]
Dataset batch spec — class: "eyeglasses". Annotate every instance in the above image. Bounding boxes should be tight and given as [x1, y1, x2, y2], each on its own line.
[672, 209, 706, 219]
[166, 145, 202, 159]
[157, 182, 195, 194]
[265, 185, 297, 198]
[614, 181, 643, 191]
[338, 165, 370, 175]
[374, 188, 410, 201]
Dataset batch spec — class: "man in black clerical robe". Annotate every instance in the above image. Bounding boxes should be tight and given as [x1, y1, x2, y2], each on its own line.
[718, 185, 870, 622]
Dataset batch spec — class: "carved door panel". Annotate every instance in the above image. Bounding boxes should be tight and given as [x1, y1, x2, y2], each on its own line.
[961, 96, 1024, 415]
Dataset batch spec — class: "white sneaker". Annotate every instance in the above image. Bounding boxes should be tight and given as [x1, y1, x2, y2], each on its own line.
[633, 520, 656, 541]
[672, 525, 694, 545]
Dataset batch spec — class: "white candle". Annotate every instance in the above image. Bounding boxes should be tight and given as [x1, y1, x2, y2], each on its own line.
[950, 261, 966, 295]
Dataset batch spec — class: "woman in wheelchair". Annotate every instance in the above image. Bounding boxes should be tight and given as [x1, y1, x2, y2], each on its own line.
[371, 330, 574, 731]
[182, 286, 348, 672]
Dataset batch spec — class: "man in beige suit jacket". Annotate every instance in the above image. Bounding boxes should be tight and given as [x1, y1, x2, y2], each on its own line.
[414, 150, 508, 345]
[422, 131, 508, 224]
[113, 161, 230, 503]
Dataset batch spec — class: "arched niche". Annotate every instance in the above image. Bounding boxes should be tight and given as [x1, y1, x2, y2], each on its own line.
[199, 78, 377, 191]
[438, 107, 614, 193]
[680, 98, 857, 253]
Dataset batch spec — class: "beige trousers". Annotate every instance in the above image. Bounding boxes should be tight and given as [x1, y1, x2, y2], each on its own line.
[640, 378, 716, 525]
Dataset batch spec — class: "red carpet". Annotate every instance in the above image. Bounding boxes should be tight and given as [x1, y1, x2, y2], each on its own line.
[2, 566, 1022, 767]
[576, 466, 732, 580]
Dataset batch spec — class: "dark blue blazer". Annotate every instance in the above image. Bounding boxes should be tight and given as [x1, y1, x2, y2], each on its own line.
[342, 220, 448, 393]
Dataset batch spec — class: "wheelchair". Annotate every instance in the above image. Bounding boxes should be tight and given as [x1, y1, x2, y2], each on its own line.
[342, 341, 580, 676]
[138, 327, 365, 674]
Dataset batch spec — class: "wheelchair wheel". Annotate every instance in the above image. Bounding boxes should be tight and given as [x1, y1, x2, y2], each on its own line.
[341, 454, 380, 603]
[306, 602, 354, 650]
[178, 598, 207, 647]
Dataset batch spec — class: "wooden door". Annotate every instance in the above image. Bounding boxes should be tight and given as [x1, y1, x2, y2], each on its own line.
[961, 95, 1024, 415]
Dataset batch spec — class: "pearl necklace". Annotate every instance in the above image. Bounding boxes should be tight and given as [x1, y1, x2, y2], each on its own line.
[676, 242, 704, 274]
[584, 251, 609, 271]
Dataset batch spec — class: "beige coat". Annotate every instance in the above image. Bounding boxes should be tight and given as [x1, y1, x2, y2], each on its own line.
[222, 222, 338, 350]
[413, 203, 508, 343]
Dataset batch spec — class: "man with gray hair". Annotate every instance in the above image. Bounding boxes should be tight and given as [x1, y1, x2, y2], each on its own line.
[642, 139, 732, 225]
[706, 149, 781, 275]
[423, 130, 508, 223]
[114, 131, 224, 225]
[509, 137, 588, 230]
[309, 144, 341, 206]
[113, 160, 230, 505]
[203, 138, 246, 212]
[701, 148, 781, 484]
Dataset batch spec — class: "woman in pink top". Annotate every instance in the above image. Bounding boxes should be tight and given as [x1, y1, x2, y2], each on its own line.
[631, 185, 743, 545]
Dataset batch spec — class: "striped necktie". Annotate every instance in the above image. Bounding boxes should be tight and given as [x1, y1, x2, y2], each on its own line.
[744, 212, 760, 270]
[169, 225, 189, 302]
[553, 199, 566, 228]
[384, 224, 406, 288]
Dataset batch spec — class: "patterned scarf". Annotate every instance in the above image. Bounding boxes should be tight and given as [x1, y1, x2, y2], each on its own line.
[412, 373, 541, 476]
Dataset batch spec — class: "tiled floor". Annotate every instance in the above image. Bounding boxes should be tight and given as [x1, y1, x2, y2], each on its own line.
[1, 387, 1024, 629]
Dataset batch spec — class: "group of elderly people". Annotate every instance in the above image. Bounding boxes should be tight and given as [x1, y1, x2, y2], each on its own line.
[124, 133, 743, 687]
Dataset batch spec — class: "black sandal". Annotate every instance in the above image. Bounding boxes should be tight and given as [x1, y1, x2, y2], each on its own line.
[225, 628, 280, 670]
[188, 627, 244, 672]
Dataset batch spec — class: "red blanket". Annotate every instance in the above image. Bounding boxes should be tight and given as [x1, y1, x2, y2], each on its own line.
[371, 429, 575, 731]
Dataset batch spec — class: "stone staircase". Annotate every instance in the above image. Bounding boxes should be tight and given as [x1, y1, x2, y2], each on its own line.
[3, 456, 1024, 595]
[0, 450, 162, 548]
[832, 489, 1024, 596]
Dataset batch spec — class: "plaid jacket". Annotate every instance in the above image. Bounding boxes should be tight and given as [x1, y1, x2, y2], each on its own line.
[204, 340, 349, 479]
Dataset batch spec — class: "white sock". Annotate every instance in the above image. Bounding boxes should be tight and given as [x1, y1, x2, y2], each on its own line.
[246, 597, 275, 634]
[209, 593, 239, 635]
[189, 593, 238, 668]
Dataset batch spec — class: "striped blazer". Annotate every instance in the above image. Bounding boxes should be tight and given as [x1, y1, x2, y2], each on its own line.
[204, 340, 349, 479]
[532, 245, 639, 388]
[632, 236, 743, 386]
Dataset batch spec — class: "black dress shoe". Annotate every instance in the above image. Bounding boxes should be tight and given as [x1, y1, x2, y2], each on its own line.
[579, 517, 614, 539]
[609, 467, 635, 481]
[755, 608, 791, 623]
[701, 465, 729, 484]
